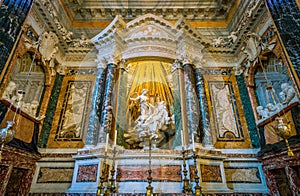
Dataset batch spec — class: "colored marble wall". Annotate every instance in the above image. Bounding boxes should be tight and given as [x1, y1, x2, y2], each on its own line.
[236, 75, 260, 148]
[265, 0, 300, 83]
[46, 68, 96, 148]
[116, 165, 182, 182]
[0, 145, 40, 195]
[0, 0, 33, 78]
[38, 74, 64, 148]
[259, 142, 300, 195]
[204, 71, 252, 149]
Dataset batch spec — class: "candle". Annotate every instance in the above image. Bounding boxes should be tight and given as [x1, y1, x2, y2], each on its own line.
[181, 130, 184, 147]
[114, 129, 117, 146]
[105, 132, 109, 152]
[192, 133, 195, 151]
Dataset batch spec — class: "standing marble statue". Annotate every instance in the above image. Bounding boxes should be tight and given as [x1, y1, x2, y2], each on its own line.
[130, 89, 150, 117]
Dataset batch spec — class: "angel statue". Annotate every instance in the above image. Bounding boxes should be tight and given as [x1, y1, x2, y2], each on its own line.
[125, 89, 174, 149]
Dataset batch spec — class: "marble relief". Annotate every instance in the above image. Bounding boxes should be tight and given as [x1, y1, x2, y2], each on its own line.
[225, 167, 261, 183]
[56, 81, 92, 141]
[116, 165, 181, 182]
[37, 167, 73, 183]
[200, 165, 222, 183]
[209, 81, 241, 140]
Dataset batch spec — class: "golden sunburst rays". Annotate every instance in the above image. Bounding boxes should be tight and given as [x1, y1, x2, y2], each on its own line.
[127, 61, 174, 117]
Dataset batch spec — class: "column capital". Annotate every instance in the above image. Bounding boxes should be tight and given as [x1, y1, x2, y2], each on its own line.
[171, 59, 184, 72]
[96, 54, 122, 68]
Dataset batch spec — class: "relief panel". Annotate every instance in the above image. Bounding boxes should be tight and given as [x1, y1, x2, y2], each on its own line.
[37, 167, 73, 183]
[204, 74, 251, 148]
[47, 69, 96, 148]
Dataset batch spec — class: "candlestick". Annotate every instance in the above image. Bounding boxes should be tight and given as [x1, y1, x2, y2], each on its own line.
[192, 132, 195, 151]
[114, 130, 117, 146]
[105, 132, 109, 152]
[181, 130, 184, 147]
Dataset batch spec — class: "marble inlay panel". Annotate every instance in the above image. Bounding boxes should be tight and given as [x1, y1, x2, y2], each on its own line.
[37, 167, 74, 183]
[204, 74, 251, 148]
[76, 164, 98, 182]
[200, 164, 222, 183]
[47, 71, 95, 148]
[55, 80, 92, 141]
[116, 165, 181, 182]
[225, 167, 261, 183]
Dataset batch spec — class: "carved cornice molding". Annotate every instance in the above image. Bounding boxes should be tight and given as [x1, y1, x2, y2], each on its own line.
[62, 0, 235, 22]
[31, 0, 267, 62]
[208, 0, 265, 54]
[176, 32, 205, 66]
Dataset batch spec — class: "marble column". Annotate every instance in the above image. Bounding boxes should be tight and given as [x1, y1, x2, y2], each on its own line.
[236, 74, 260, 148]
[182, 62, 200, 147]
[116, 60, 128, 146]
[171, 60, 186, 147]
[97, 62, 119, 144]
[173, 60, 188, 146]
[85, 65, 107, 147]
[194, 67, 213, 147]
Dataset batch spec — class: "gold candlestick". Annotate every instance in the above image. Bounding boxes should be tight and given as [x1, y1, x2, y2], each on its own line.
[193, 151, 202, 196]
[97, 150, 108, 196]
[182, 147, 192, 194]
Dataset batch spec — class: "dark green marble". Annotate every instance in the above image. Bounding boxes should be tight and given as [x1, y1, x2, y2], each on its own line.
[117, 69, 128, 148]
[236, 75, 260, 148]
[172, 70, 183, 148]
[38, 74, 64, 148]
[265, 0, 300, 87]
[0, 102, 8, 124]
[0, 1, 34, 79]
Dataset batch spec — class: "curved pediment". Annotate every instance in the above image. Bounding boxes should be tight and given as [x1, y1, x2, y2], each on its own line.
[92, 14, 209, 62]
[126, 24, 174, 42]
[127, 13, 174, 30]
[92, 15, 126, 44]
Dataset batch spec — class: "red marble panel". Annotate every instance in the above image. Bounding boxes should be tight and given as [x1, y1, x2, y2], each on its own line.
[0, 146, 40, 195]
[6, 168, 28, 195]
[261, 143, 300, 195]
[76, 164, 98, 182]
[200, 164, 222, 183]
[116, 165, 181, 182]
[0, 165, 10, 193]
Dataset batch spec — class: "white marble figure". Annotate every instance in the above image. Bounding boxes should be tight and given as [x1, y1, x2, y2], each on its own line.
[280, 83, 298, 105]
[130, 89, 150, 117]
[128, 89, 171, 147]
[1, 81, 17, 102]
[256, 105, 269, 119]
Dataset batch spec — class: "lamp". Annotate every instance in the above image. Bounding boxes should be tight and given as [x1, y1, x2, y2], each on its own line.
[257, 54, 294, 157]
[0, 89, 25, 161]
[0, 27, 42, 161]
